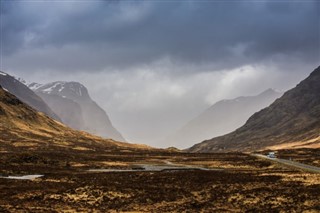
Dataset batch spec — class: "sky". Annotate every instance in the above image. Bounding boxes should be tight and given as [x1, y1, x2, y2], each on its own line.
[1, 0, 319, 147]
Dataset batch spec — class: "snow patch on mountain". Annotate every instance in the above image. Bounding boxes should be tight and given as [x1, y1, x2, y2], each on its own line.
[30, 81, 125, 141]
[42, 82, 63, 94]
[0, 71, 8, 76]
[28, 82, 43, 90]
[33, 81, 87, 98]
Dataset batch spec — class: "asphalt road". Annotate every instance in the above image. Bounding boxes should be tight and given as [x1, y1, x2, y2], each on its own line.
[252, 154, 320, 173]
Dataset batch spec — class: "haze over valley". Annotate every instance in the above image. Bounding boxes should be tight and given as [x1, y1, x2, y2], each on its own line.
[2, 0, 319, 147]
[0, 1, 319, 212]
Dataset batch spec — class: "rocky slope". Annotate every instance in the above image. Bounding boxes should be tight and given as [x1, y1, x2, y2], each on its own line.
[164, 89, 282, 148]
[189, 66, 320, 152]
[30, 81, 125, 142]
[0, 85, 145, 152]
[0, 71, 60, 121]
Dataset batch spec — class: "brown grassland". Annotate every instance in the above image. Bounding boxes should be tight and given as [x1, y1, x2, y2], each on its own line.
[0, 150, 319, 212]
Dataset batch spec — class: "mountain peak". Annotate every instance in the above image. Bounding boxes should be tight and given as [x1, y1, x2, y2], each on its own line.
[163, 88, 282, 148]
[259, 88, 279, 96]
[34, 81, 90, 100]
[31, 80, 126, 142]
[188, 66, 320, 152]
[263, 88, 275, 93]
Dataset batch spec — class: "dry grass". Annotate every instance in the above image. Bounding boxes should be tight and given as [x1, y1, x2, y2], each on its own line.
[265, 136, 320, 150]
[0, 151, 319, 212]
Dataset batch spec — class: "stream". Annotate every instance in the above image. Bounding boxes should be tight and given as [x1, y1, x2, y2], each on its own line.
[0, 175, 44, 180]
[0, 162, 221, 179]
[88, 161, 221, 173]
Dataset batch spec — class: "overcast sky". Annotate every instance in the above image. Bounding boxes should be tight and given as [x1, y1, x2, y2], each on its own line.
[1, 0, 319, 147]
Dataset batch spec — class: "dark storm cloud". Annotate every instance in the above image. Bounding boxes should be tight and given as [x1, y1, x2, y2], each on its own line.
[1, 0, 319, 72]
[2, 0, 319, 146]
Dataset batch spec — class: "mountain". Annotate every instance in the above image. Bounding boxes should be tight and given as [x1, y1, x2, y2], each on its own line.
[164, 89, 282, 148]
[0, 71, 61, 121]
[30, 81, 125, 142]
[0, 85, 146, 152]
[35, 93, 85, 130]
[189, 66, 320, 152]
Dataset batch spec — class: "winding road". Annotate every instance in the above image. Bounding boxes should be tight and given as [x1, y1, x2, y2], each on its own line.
[252, 154, 320, 173]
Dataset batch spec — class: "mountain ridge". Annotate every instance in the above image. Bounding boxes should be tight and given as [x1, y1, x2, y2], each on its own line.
[31, 81, 125, 142]
[0, 71, 61, 121]
[188, 66, 320, 152]
[164, 88, 282, 148]
[0, 85, 148, 152]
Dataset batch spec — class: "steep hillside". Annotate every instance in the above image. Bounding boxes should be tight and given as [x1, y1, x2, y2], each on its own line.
[0, 86, 146, 152]
[0, 71, 60, 121]
[164, 89, 281, 148]
[189, 66, 320, 152]
[31, 81, 125, 142]
[36, 93, 85, 130]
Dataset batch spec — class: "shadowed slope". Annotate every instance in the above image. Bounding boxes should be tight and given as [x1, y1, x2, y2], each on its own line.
[189, 66, 320, 152]
[0, 71, 61, 121]
[164, 89, 281, 148]
[0, 86, 149, 152]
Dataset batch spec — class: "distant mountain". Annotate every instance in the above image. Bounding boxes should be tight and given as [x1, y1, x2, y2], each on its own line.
[0, 85, 146, 152]
[0, 71, 61, 121]
[31, 81, 125, 142]
[189, 66, 320, 152]
[164, 89, 282, 148]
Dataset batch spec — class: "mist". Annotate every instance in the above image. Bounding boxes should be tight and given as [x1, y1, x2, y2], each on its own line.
[1, 1, 319, 147]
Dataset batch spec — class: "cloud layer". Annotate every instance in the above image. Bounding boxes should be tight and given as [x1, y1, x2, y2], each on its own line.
[1, 1, 319, 147]
[2, 1, 319, 72]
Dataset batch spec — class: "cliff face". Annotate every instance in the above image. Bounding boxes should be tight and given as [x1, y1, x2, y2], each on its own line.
[32, 81, 125, 142]
[189, 66, 320, 152]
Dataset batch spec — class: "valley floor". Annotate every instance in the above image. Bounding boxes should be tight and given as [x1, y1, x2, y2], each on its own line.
[0, 151, 319, 212]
